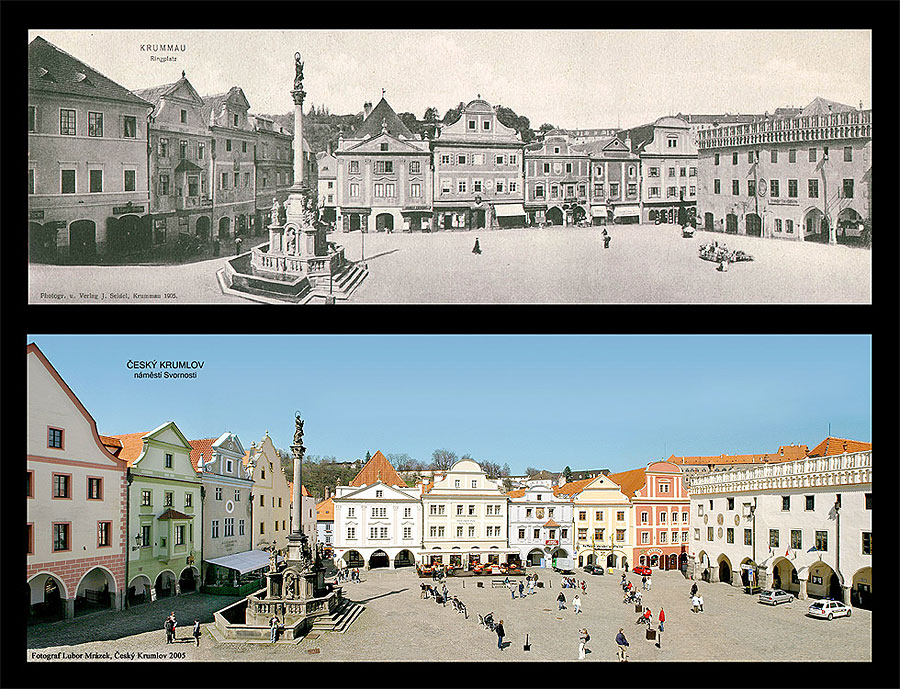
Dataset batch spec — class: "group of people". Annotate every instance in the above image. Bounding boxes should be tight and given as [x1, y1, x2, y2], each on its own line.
[163, 611, 202, 646]
[699, 241, 754, 270]
[335, 567, 360, 584]
[619, 573, 666, 657]
[556, 589, 583, 615]
[689, 582, 706, 613]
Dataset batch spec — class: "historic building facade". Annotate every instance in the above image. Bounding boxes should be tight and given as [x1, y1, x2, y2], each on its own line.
[608, 462, 690, 572]
[618, 116, 699, 224]
[696, 97, 872, 243]
[669, 444, 810, 488]
[419, 459, 515, 567]
[108, 422, 202, 605]
[134, 73, 213, 247]
[243, 432, 292, 551]
[580, 136, 642, 225]
[687, 440, 872, 608]
[507, 478, 575, 566]
[316, 149, 338, 226]
[316, 496, 335, 549]
[251, 114, 295, 238]
[335, 97, 433, 233]
[202, 87, 258, 242]
[28, 36, 153, 262]
[524, 132, 591, 226]
[332, 451, 421, 568]
[431, 98, 526, 230]
[189, 433, 254, 586]
[27, 344, 129, 621]
[568, 474, 634, 569]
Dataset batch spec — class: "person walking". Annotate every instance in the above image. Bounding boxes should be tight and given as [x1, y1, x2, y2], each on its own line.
[557, 591, 566, 610]
[658, 607, 666, 633]
[495, 619, 505, 651]
[164, 615, 174, 644]
[698, 594, 704, 613]
[573, 594, 582, 615]
[647, 575, 652, 591]
[642, 575, 647, 590]
[602, 229, 611, 249]
[518, 580, 525, 599]
[621, 573, 627, 587]
[691, 594, 700, 613]
[579, 628, 590, 660]
[269, 615, 279, 643]
[510, 580, 517, 600]
[170, 612, 177, 641]
[616, 628, 629, 662]
[192, 619, 201, 646]
[528, 577, 535, 596]
[690, 582, 698, 598]
[472, 238, 482, 255]
[235, 236, 243, 255]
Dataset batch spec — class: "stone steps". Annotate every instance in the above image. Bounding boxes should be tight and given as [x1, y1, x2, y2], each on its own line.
[302, 264, 368, 303]
[309, 599, 365, 634]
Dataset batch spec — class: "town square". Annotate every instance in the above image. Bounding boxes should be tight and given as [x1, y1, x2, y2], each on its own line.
[25, 335, 872, 663]
[26, 29, 872, 304]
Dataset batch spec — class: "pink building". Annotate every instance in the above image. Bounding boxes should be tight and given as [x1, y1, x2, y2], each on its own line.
[608, 461, 690, 572]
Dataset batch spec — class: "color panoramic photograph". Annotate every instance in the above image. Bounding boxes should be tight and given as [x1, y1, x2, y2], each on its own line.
[26, 335, 872, 663]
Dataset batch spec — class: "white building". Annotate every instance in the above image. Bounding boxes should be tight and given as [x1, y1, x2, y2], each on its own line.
[243, 432, 292, 551]
[507, 478, 574, 566]
[687, 439, 872, 608]
[333, 451, 421, 569]
[316, 496, 334, 549]
[419, 458, 517, 567]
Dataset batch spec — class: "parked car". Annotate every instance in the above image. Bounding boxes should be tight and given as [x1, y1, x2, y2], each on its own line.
[807, 599, 852, 620]
[583, 564, 605, 576]
[758, 589, 794, 606]
[632, 565, 652, 576]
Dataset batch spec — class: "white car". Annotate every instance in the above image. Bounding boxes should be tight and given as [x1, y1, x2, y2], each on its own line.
[807, 599, 852, 620]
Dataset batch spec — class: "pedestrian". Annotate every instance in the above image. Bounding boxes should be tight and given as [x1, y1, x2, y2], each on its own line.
[641, 607, 652, 627]
[602, 229, 611, 249]
[164, 615, 174, 644]
[495, 619, 505, 651]
[580, 580, 586, 595]
[642, 575, 647, 590]
[170, 612, 177, 641]
[442, 583, 448, 601]
[269, 615, 279, 643]
[472, 238, 482, 254]
[658, 607, 665, 634]
[528, 577, 535, 595]
[625, 562, 629, 572]
[691, 594, 700, 613]
[616, 628, 629, 662]
[647, 575, 652, 591]
[510, 581, 516, 599]
[698, 594, 704, 613]
[690, 582, 698, 598]
[557, 591, 566, 610]
[573, 594, 582, 615]
[235, 236, 243, 255]
[192, 619, 201, 646]
[621, 573, 627, 588]
[579, 628, 590, 660]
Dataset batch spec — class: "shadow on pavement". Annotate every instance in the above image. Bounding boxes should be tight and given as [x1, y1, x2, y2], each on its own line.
[349, 588, 408, 605]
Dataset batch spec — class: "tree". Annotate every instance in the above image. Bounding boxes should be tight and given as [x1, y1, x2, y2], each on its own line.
[431, 449, 458, 471]
[563, 466, 573, 479]
[479, 460, 503, 479]
[398, 112, 422, 137]
[525, 467, 542, 476]
[501, 463, 511, 477]
[502, 477, 513, 492]
[365, 450, 372, 462]
[423, 106, 439, 123]
[539, 122, 557, 132]
[387, 453, 419, 471]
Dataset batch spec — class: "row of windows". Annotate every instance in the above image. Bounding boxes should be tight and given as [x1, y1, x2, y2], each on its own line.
[517, 527, 569, 540]
[714, 146, 855, 166]
[140, 489, 195, 508]
[441, 179, 518, 195]
[346, 160, 424, 174]
[342, 506, 414, 518]
[218, 171, 253, 190]
[258, 519, 287, 534]
[639, 530, 690, 544]
[648, 166, 697, 178]
[697, 493, 871, 514]
[29, 167, 139, 195]
[259, 171, 292, 189]
[578, 528, 627, 541]
[258, 494, 284, 508]
[425, 525, 505, 538]
[696, 525, 872, 555]
[28, 471, 105, 501]
[158, 173, 206, 197]
[639, 511, 691, 524]
[210, 518, 245, 538]
[648, 186, 695, 199]
[27, 522, 113, 554]
[158, 138, 205, 161]
[578, 510, 627, 521]
[713, 178, 855, 199]
[347, 182, 422, 198]
[28, 106, 139, 139]
[438, 153, 518, 167]
[428, 503, 504, 516]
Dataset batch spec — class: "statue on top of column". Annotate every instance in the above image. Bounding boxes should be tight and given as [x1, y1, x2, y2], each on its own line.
[293, 52, 304, 91]
[293, 412, 304, 446]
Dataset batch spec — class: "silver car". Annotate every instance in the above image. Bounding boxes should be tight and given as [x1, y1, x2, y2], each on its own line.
[758, 589, 794, 605]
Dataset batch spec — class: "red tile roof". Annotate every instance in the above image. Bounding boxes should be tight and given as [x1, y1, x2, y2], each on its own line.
[157, 508, 193, 521]
[506, 489, 526, 498]
[105, 432, 151, 465]
[807, 437, 871, 458]
[316, 497, 334, 521]
[286, 482, 312, 504]
[98, 435, 123, 455]
[543, 518, 560, 528]
[553, 477, 593, 497]
[349, 451, 406, 487]
[188, 438, 217, 473]
[606, 467, 647, 498]
[668, 444, 809, 466]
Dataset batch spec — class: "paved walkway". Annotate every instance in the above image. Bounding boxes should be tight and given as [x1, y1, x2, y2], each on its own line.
[26, 566, 870, 662]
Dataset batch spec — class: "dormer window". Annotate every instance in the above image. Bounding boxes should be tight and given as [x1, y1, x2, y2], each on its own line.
[74, 72, 93, 86]
[376, 489, 383, 498]
[233, 113, 239, 127]
[380, 143, 388, 151]
[554, 147, 560, 154]
[536, 494, 542, 501]
[468, 119, 476, 130]
[483, 120, 491, 131]
[226, 458, 234, 473]
[181, 109, 187, 123]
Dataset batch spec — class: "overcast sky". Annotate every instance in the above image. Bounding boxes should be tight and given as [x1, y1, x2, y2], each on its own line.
[29, 335, 871, 475]
[30, 29, 871, 129]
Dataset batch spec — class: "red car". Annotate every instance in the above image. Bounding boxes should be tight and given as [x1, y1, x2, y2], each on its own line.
[632, 565, 652, 576]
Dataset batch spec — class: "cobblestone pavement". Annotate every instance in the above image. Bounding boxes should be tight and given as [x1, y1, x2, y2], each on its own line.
[29, 225, 870, 305]
[26, 566, 870, 662]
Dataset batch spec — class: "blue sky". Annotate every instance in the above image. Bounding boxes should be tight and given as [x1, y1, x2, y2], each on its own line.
[28, 336, 871, 473]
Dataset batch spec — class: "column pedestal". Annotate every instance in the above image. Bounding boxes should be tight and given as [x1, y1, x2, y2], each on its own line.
[798, 579, 808, 600]
[64, 598, 76, 620]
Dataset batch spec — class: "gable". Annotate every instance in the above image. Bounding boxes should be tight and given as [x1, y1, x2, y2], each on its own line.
[168, 79, 203, 105]
[148, 422, 193, 452]
[603, 138, 629, 152]
[225, 87, 251, 112]
[345, 133, 425, 153]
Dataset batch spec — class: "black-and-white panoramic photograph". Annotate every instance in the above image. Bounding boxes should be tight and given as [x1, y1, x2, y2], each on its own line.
[27, 29, 872, 304]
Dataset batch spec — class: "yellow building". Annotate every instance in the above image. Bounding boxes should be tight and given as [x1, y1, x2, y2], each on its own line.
[243, 432, 292, 551]
[564, 474, 634, 570]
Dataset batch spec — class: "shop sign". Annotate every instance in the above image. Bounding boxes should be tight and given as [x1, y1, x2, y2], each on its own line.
[114, 205, 145, 215]
[29, 209, 45, 220]
[545, 539, 559, 546]
[768, 198, 798, 207]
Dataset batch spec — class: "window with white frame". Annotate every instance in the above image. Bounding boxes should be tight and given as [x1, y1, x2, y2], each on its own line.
[641, 532, 649, 544]
[348, 527, 356, 539]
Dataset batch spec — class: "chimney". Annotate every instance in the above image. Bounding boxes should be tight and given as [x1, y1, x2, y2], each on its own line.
[327, 140, 332, 156]
[325, 486, 330, 499]
[364, 101, 373, 119]
[625, 137, 632, 151]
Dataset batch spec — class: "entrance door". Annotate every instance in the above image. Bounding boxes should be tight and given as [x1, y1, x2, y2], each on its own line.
[350, 214, 362, 232]
[375, 213, 393, 233]
[746, 213, 762, 237]
[196, 216, 211, 241]
[30, 222, 58, 263]
[409, 215, 422, 231]
[69, 220, 96, 261]
[443, 213, 453, 231]
[473, 209, 486, 229]
[546, 207, 563, 226]
[725, 214, 738, 234]
[218, 216, 231, 240]
[369, 550, 390, 569]
[704, 212, 714, 231]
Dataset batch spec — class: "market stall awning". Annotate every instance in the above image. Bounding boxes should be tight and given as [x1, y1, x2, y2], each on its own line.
[204, 549, 284, 574]
[494, 203, 526, 218]
[613, 205, 641, 219]
[591, 206, 608, 217]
